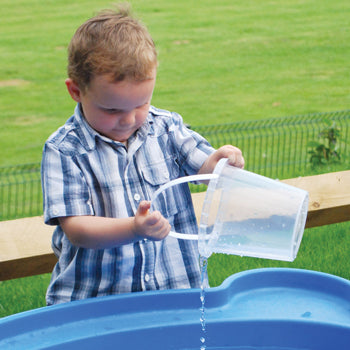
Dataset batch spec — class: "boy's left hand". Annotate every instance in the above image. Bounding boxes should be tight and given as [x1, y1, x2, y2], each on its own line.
[221, 145, 245, 168]
[198, 145, 245, 175]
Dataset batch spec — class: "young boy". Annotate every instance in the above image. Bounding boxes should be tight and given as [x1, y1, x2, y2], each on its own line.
[41, 5, 244, 305]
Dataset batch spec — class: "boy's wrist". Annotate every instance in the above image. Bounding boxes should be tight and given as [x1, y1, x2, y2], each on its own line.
[130, 217, 143, 241]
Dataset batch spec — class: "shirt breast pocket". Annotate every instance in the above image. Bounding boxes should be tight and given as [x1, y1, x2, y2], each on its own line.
[142, 157, 180, 219]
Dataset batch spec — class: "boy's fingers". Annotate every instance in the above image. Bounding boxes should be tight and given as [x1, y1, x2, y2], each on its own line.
[228, 153, 245, 168]
[137, 200, 151, 216]
[226, 147, 244, 169]
[135, 201, 170, 239]
[147, 211, 162, 225]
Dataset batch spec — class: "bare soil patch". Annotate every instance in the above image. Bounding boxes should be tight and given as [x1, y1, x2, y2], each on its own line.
[0, 79, 30, 88]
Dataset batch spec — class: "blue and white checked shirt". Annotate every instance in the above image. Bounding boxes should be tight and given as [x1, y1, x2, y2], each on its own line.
[41, 104, 214, 305]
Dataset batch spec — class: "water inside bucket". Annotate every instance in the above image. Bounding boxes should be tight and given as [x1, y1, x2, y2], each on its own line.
[201, 213, 307, 261]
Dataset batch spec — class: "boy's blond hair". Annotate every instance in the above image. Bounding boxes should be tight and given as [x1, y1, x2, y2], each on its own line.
[67, 4, 157, 92]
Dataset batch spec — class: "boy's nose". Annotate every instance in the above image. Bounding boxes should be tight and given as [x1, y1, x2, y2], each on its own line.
[120, 111, 135, 126]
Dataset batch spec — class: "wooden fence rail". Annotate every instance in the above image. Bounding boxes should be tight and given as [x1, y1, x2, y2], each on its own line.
[0, 171, 349, 281]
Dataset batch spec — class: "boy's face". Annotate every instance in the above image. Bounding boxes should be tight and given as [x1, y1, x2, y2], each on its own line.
[66, 70, 156, 143]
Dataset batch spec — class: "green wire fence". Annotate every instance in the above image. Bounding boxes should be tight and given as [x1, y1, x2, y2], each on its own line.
[0, 163, 42, 221]
[193, 110, 349, 179]
[1, 110, 349, 221]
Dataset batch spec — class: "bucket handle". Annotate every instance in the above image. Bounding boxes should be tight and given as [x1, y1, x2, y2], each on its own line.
[150, 173, 219, 240]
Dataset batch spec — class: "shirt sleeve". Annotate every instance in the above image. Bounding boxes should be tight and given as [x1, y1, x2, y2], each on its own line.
[41, 142, 94, 225]
[168, 112, 215, 175]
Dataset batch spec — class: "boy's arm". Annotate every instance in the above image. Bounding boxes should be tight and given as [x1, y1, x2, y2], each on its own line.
[198, 145, 245, 175]
[58, 201, 171, 249]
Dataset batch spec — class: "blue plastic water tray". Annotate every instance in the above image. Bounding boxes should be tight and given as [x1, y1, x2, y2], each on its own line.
[0, 268, 349, 349]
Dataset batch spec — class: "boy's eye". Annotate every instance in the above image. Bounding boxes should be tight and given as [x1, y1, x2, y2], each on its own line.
[103, 108, 123, 114]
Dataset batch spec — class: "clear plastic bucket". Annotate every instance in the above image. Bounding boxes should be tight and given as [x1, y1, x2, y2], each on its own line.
[151, 159, 309, 261]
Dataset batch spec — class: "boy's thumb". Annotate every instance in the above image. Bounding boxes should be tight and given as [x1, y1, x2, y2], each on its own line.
[137, 201, 151, 216]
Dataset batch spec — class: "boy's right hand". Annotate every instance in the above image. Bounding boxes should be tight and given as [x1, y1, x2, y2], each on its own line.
[133, 201, 171, 241]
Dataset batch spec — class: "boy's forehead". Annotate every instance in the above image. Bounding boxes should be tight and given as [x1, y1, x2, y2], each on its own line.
[87, 72, 156, 108]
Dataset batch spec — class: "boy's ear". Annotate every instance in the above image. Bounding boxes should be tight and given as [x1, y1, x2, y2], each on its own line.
[65, 78, 82, 102]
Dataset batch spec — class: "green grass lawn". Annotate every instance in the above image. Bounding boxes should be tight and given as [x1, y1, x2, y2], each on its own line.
[0, 0, 349, 318]
[1, 0, 349, 165]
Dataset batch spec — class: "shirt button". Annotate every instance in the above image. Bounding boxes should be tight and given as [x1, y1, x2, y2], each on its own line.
[144, 273, 150, 282]
[134, 193, 141, 201]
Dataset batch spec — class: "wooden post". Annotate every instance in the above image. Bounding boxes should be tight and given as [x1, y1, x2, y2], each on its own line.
[282, 171, 350, 227]
[0, 216, 55, 281]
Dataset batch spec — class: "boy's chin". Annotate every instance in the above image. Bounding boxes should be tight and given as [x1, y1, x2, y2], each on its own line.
[110, 133, 132, 144]
[101, 130, 131, 143]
